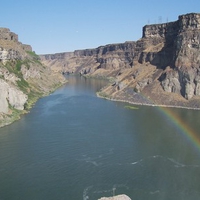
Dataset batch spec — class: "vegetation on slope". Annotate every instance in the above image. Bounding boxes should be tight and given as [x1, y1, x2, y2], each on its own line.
[0, 52, 66, 127]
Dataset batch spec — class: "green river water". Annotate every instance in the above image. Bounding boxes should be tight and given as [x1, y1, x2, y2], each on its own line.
[0, 75, 200, 200]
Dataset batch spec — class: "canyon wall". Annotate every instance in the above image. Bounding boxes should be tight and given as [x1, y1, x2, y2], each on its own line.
[0, 28, 65, 127]
[40, 41, 136, 78]
[40, 13, 200, 108]
[0, 28, 32, 64]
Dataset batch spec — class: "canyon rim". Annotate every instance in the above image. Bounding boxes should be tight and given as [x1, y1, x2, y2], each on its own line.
[40, 12, 200, 109]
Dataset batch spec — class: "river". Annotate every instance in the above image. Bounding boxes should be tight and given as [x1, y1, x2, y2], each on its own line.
[0, 75, 200, 200]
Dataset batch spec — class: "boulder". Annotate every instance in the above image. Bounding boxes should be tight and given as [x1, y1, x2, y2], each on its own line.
[0, 79, 28, 113]
[98, 194, 131, 200]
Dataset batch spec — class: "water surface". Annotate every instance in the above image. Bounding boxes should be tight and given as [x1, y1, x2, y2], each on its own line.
[0, 75, 200, 200]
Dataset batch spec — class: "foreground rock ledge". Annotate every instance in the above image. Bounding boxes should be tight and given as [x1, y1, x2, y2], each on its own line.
[98, 194, 131, 200]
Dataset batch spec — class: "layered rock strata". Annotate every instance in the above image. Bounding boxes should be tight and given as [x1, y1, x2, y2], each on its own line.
[40, 42, 135, 77]
[0, 28, 65, 127]
[0, 28, 32, 64]
[40, 13, 200, 108]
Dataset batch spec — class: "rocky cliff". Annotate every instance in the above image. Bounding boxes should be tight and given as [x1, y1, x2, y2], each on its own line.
[40, 41, 135, 78]
[40, 13, 200, 109]
[0, 28, 65, 127]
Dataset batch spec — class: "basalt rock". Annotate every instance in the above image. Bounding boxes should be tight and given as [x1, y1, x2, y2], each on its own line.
[0, 28, 65, 127]
[40, 13, 200, 108]
[40, 42, 135, 76]
[158, 13, 200, 100]
[0, 28, 32, 64]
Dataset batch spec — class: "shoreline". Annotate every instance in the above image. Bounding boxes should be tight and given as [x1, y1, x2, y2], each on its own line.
[0, 80, 67, 128]
[1, 75, 199, 129]
[96, 93, 200, 111]
[67, 74, 200, 111]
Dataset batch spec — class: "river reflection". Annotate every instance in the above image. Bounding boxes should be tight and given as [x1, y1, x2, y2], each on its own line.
[0, 75, 200, 200]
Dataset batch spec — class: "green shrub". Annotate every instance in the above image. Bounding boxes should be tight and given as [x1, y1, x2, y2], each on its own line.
[133, 87, 139, 93]
[26, 51, 39, 59]
[16, 60, 22, 71]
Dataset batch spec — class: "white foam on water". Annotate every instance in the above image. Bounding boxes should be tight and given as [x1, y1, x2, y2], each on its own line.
[167, 157, 200, 168]
[131, 159, 143, 165]
[93, 183, 129, 197]
[152, 155, 163, 159]
[150, 155, 200, 168]
[150, 190, 160, 195]
[83, 186, 93, 200]
[167, 158, 186, 167]
[77, 155, 101, 167]
[86, 160, 100, 167]
[113, 183, 129, 190]
[93, 189, 112, 194]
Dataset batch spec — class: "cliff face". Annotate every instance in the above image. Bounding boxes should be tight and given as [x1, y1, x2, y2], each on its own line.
[160, 13, 200, 100]
[136, 13, 200, 100]
[40, 13, 200, 108]
[40, 42, 135, 78]
[0, 28, 65, 127]
[0, 28, 32, 64]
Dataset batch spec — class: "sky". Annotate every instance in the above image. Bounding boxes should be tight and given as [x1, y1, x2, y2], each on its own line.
[1, 0, 200, 54]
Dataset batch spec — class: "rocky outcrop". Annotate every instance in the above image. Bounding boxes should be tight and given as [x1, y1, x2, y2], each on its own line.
[157, 13, 200, 100]
[0, 28, 18, 41]
[138, 21, 178, 68]
[0, 47, 22, 64]
[0, 28, 65, 127]
[98, 194, 131, 200]
[175, 13, 200, 68]
[40, 13, 200, 109]
[0, 28, 32, 64]
[0, 79, 28, 112]
[160, 66, 200, 100]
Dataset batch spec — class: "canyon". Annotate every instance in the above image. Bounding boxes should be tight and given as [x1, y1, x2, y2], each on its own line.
[40, 13, 200, 109]
[0, 28, 65, 127]
[1, 12, 200, 127]
[0, 13, 200, 200]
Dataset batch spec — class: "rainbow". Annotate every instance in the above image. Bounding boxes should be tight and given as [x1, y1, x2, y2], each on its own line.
[99, 91, 200, 152]
[154, 105, 200, 154]
[121, 98, 200, 153]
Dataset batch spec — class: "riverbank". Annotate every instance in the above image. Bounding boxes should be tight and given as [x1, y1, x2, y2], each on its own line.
[97, 91, 200, 111]
[69, 74, 200, 111]
[1, 74, 200, 200]
[0, 80, 67, 128]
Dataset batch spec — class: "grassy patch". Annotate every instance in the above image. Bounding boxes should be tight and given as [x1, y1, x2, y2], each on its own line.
[26, 51, 40, 60]
[124, 105, 139, 110]
[4, 60, 31, 94]
[25, 90, 42, 109]
[8, 103, 25, 119]
[133, 87, 139, 93]
[97, 91, 111, 99]
[16, 78, 29, 93]
[0, 104, 26, 127]
[16, 60, 22, 71]
[26, 51, 42, 65]
[5, 60, 24, 77]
